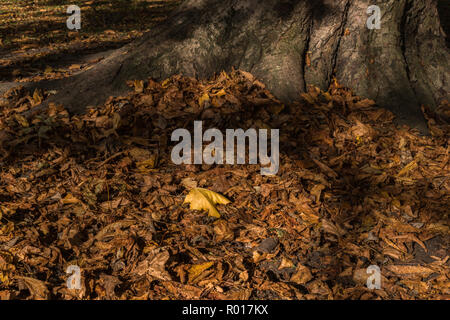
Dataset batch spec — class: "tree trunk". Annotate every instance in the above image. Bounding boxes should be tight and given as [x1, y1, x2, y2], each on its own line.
[37, 0, 449, 130]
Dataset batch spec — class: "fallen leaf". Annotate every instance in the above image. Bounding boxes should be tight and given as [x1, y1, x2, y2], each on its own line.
[134, 80, 144, 93]
[290, 265, 313, 285]
[135, 248, 171, 281]
[198, 93, 210, 107]
[278, 257, 294, 270]
[397, 160, 418, 177]
[181, 177, 198, 189]
[136, 154, 158, 172]
[188, 262, 214, 283]
[61, 193, 80, 205]
[17, 277, 49, 299]
[214, 219, 234, 241]
[183, 188, 230, 218]
[386, 265, 435, 276]
[14, 114, 29, 127]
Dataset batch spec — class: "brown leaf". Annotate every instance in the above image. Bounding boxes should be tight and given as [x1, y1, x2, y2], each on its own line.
[135, 248, 171, 281]
[17, 277, 49, 299]
[290, 265, 313, 285]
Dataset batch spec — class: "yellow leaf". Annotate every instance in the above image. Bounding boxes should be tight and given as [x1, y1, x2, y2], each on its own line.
[332, 77, 340, 87]
[188, 262, 214, 283]
[136, 154, 158, 172]
[214, 89, 226, 97]
[161, 79, 170, 88]
[198, 93, 210, 107]
[322, 92, 332, 101]
[183, 188, 230, 218]
[0, 273, 9, 285]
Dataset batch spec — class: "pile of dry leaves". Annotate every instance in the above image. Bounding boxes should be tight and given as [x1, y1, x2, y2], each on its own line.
[0, 70, 448, 299]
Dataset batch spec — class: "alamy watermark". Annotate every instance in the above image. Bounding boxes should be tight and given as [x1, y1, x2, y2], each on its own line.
[65, 4, 380, 31]
[66, 265, 81, 290]
[367, 5, 381, 30]
[66, 5, 81, 30]
[171, 121, 279, 175]
[366, 265, 381, 290]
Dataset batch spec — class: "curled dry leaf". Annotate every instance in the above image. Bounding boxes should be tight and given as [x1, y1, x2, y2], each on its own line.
[290, 265, 313, 285]
[181, 177, 198, 189]
[135, 248, 171, 281]
[386, 265, 435, 276]
[213, 219, 234, 242]
[16, 276, 49, 300]
[278, 257, 294, 270]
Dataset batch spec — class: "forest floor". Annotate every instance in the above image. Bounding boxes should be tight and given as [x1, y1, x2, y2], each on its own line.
[0, 0, 449, 300]
[0, 71, 448, 300]
[0, 0, 180, 83]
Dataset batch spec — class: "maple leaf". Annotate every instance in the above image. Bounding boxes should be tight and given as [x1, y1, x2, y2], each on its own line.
[198, 93, 210, 107]
[183, 188, 230, 218]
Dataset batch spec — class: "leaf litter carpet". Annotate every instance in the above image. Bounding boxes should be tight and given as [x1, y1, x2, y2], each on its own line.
[0, 70, 448, 300]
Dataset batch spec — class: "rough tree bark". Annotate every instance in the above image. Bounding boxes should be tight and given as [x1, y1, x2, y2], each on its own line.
[31, 0, 450, 130]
